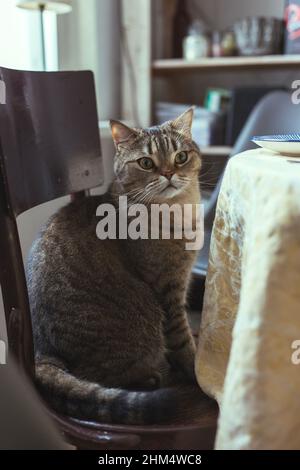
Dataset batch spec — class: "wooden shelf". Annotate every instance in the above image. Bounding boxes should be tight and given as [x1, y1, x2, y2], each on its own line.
[152, 55, 300, 74]
[201, 146, 232, 156]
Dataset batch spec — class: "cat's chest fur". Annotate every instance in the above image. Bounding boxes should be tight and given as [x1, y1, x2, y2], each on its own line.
[125, 237, 197, 294]
[119, 196, 201, 297]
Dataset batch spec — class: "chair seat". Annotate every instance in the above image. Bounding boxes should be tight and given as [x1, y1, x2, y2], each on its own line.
[49, 392, 218, 450]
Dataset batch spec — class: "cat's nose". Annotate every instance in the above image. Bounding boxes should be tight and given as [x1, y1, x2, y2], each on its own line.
[161, 171, 174, 181]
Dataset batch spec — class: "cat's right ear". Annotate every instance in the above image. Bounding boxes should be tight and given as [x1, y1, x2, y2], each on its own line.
[110, 120, 138, 148]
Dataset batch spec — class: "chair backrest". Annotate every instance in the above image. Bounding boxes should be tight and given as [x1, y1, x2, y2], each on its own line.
[0, 67, 103, 216]
[205, 90, 299, 222]
[0, 67, 104, 378]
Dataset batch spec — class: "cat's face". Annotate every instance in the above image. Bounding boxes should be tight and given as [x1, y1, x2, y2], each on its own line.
[110, 108, 201, 204]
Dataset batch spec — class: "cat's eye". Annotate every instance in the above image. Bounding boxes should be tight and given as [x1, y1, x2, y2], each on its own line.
[138, 157, 154, 170]
[175, 151, 188, 165]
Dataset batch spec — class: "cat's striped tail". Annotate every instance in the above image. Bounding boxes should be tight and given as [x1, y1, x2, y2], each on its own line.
[35, 360, 207, 425]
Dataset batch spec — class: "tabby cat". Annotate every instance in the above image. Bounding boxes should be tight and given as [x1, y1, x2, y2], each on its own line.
[26, 108, 205, 425]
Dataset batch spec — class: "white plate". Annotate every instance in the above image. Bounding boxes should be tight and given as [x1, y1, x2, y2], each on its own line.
[252, 135, 300, 156]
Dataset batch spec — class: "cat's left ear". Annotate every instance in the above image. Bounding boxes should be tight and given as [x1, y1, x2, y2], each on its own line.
[170, 107, 194, 139]
[110, 120, 138, 148]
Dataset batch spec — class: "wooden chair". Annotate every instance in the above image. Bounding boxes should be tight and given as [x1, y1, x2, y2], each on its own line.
[0, 66, 218, 450]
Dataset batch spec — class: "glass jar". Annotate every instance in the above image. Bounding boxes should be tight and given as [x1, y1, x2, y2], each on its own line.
[183, 20, 210, 60]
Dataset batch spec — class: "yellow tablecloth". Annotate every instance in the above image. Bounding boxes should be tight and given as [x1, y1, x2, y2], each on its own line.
[196, 148, 300, 450]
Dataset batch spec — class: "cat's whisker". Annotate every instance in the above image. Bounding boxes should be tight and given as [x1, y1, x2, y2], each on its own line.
[137, 185, 160, 206]
[111, 187, 144, 199]
[146, 179, 160, 189]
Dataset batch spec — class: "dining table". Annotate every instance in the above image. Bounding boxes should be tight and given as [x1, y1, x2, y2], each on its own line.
[196, 147, 300, 450]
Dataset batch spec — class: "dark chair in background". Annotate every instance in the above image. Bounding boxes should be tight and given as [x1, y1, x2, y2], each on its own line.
[193, 90, 298, 285]
[0, 66, 218, 450]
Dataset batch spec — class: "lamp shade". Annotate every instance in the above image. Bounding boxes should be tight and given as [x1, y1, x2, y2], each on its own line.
[17, 0, 72, 14]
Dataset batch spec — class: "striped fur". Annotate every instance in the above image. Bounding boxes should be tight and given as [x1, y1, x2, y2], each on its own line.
[35, 360, 204, 425]
[26, 108, 203, 424]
